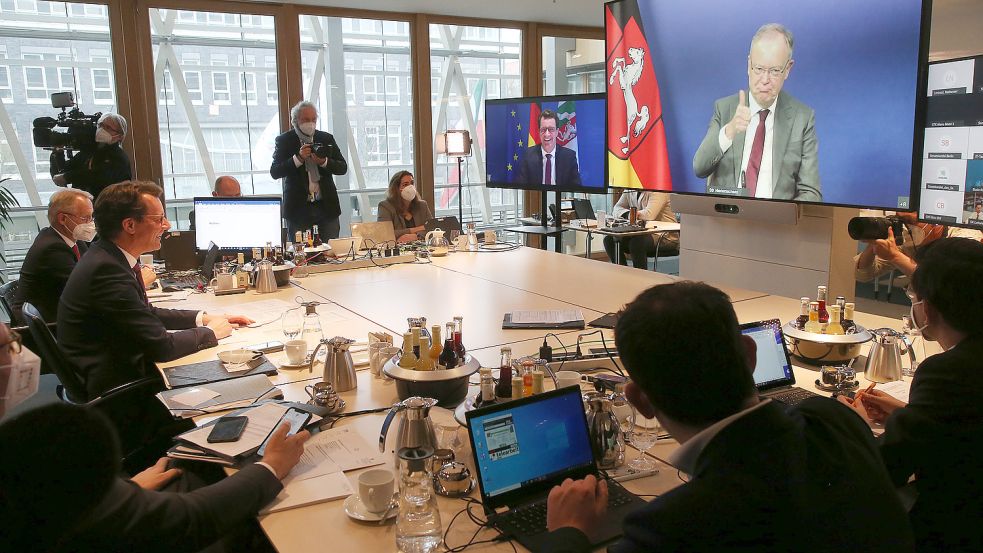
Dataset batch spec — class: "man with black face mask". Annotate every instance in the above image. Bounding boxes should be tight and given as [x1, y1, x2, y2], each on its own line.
[51, 112, 133, 200]
[11, 188, 95, 324]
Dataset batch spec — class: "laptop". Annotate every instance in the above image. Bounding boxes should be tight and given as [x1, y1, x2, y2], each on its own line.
[350, 221, 397, 248]
[159, 242, 220, 290]
[572, 198, 596, 221]
[159, 231, 200, 271]
[465, 386, 647, 551]
[740, 318, 822, 405]
[424, 215, 461, 234]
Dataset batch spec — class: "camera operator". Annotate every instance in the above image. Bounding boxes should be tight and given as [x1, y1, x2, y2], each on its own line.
[853, 211, 944, 282]
[51, 113, 132, 200]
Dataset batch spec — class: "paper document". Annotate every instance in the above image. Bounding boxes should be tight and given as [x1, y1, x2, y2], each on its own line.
[876, 379, 912, 404]
[179, 402, 288, 458]
[509, 309, 585, 324]
[236, 299, 302, 327]
[260, 472, 353, 514]
[286, 427, 386, 485]
[170, 387, 220, 407]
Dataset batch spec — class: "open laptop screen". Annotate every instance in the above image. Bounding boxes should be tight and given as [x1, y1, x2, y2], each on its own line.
[193, 196, 282, 251]
[740, 319, 795, 390]
[467, 386, 594, 504]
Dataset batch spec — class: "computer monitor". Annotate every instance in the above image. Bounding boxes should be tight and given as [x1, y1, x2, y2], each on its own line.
[193, 196, 282, 251]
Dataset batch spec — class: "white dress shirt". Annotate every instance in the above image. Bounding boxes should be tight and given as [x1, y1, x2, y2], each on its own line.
[541, 147, 557, 186]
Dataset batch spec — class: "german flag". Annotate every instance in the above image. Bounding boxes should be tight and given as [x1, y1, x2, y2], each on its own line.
[606, 0, 672, 190]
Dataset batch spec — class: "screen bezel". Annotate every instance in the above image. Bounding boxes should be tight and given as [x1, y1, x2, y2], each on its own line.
[739, 318, 797, 391]
[192, 195, 283, 251]
[603, 0, 934, 212]
[484, 92, 608, 193]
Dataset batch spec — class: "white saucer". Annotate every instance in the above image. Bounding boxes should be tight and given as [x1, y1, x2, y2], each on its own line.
[278, 360, 312, 370]
[343, 494, 396, 522]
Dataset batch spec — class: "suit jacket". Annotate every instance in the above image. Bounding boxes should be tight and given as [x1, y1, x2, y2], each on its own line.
[270, 129, 348, 228]
[543, 399, 913, 553]
[12, 226, 87, 324]
[879, 334, 983, 552]
[693, 90, 821, 202]
[57, 238, 216, 399]
[377, 197, 433, 238]
[62, 143, 133, 199]
[515, 145, 581, 188]
[52, 464, 282, 553]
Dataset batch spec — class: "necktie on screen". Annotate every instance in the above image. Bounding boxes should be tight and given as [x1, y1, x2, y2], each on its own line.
[71, 244, 80, 261]
[545, 153, 553, 186]
[745, 109, 769, 197]
[133, 263, 149, 305]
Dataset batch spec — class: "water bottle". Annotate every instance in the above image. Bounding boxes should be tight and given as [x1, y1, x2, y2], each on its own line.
[395, 446, 442, 553]
[901, 316, 925, 377]
[301, 303, 324, 360]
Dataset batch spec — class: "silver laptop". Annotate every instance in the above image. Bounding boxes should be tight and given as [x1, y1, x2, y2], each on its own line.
[350, 221, 396, 248]
[740, 318, 822, 405]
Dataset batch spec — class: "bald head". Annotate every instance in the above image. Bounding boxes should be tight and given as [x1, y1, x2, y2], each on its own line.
[212, 176, 242, 198]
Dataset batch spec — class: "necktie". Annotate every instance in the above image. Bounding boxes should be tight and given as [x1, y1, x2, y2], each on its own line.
[745, 109, 769, 197]
[71, 244, 80, 261]
[133, 263, 149, 305]
[545, 153, 553, 186]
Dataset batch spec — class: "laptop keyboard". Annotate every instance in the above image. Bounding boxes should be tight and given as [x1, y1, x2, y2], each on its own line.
[769, 387, 821, 406]
[159, 272, 207, 290]
[498, 482, 635, 536]
[604, 225, 647, 234]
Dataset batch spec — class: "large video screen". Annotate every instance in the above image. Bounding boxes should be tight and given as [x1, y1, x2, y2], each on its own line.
[485, 93, 606, 192]
[605, 0, 931, 210]
[918, 55, 983, 229]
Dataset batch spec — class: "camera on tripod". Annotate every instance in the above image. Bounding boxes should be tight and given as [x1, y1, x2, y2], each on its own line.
[32, 92, 101, 152]
[847, 216, 905, 246]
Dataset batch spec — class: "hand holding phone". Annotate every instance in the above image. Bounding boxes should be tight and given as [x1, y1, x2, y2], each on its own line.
[257, 407, 311, 456]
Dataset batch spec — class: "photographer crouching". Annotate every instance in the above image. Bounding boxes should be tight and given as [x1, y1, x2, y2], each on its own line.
[849, 212, 945, 282]
[50, 112, 132, 199]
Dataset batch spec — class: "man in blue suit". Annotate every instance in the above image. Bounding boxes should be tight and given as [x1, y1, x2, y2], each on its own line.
[515, 109, 582, 188]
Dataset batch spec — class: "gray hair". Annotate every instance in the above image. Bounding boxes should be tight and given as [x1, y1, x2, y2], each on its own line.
[751, 23, 794, 59]
[97, 112, 127, 137]
[290, 101, 318, 129]
[47, 188, 93, 224]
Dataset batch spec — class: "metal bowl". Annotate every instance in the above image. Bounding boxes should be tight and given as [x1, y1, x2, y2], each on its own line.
[382, 354, 481, 408]
[782, 322, 872, 364]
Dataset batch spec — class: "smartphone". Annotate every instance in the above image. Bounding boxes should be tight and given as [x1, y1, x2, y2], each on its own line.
[247, 341, 284, 354]
[206, 416, 249, 443]
[257, 407, 311, 456]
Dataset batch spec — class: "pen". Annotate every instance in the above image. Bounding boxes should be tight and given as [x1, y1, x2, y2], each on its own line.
[853, 382, 876, 406]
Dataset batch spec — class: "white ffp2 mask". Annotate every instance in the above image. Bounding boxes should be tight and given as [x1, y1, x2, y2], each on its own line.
[400, 185, 418, 202]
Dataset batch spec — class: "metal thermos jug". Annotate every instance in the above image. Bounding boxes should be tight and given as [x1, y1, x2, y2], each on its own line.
[585, 395, 625, 469]
[379, 397, 438, 469]
[320, 336, 357, 392]
[865, 328, 914, 383]
[254, 259, 277, 294]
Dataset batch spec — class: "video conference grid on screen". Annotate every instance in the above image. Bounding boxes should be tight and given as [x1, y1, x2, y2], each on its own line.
[485, 94, 606, 192]
[604, 0, 929, 210]
[193, 197, 282, 251]
[919, 55, 983, 229]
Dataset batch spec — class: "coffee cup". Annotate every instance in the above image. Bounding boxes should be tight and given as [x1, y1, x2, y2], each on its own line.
[305, 381, 336, 407]
[483, 230, 496, 245]
[368, 342, 388, 377]
[455, 234, 469, 250]
[285, 339, 308, 365]
[378, 346, 401, 380]
[139, 253, 154, 267]
[596, 210, 607, 228]
[555, 370, 582, 389]
[210, 272, 236, 291]
[358, 469, 395, 513]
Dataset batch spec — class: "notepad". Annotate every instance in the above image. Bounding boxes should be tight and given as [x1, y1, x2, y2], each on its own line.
[503, 309, 586, 329]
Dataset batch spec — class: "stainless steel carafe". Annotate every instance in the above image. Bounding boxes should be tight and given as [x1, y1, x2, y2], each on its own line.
[865, 328, 914, 383]
[379, 397, 438, 469]
[585, 395, 625, 469]
[320, 336, 357, 392]
[254, 259, 277, 294]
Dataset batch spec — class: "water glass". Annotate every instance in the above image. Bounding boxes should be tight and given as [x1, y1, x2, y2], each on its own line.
[628, 416, 661, 472]
[281, 308, 303, 340]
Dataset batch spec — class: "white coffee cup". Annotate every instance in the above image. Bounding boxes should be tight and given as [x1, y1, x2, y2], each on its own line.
[368, 342, 388, 377]
[555, 370, 582, 389]
[140, 254, 154, 267]
[484, 230, 496, 245]
[455, 234, 469, 250]
[596, 210, 607, 229]
[378, 346, 401, 380]
[358, 468, 395, 513]
[285, 340, 308, 365]
[210, 272, 236, 291]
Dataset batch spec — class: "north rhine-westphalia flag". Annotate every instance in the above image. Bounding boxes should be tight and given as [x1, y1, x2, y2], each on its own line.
[606, 1, 672, 190]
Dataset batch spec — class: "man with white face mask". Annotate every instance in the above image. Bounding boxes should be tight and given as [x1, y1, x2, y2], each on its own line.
[11, 188, 95, 324]
[270, 101, 348, 240]
[840, 237, 983, 553]
[0, 323, 41, 419]
[51, 112, 132, 200]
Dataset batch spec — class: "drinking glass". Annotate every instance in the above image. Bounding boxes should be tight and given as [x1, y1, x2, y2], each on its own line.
[628, 416, 660, 472]
[281, 308, 303, 340]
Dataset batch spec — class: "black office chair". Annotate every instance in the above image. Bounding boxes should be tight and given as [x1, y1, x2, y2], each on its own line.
[21, 302, 188, 471]
[0, 279, 20, 326]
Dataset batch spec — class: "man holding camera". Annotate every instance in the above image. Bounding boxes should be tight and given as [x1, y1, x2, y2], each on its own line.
[853, 212, 944, 282]
[270, 101, 348, 240]
[51, 112, 132, 200]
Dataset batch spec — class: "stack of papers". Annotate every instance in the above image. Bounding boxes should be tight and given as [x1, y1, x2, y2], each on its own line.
[170, 402, 293, 465]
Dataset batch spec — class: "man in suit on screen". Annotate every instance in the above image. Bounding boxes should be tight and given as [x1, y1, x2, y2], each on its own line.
[516, 109, 582, 188]
[693, 23, 822, 202]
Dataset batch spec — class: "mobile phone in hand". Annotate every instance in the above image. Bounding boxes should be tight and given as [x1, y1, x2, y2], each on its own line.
[207, 416, 249, 443]
[257, 407, 311, 456]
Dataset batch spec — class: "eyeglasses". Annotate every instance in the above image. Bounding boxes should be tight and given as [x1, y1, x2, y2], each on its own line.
[61, 212, 94, 223]
[749, 61, 789, 79]
[1, 328, 22, 356]
[539, 127, 557, 135]
[143, 214, 168, 225]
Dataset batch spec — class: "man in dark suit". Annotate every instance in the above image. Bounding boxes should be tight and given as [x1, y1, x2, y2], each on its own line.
[544, 282, 914, 553]
[692, 24, 821, 202]
[11, 189, 95, 324]
[0, 402, 309, 553]
[515, 109, 582, 188]
[57, 181, 251, 400]
[270, 100, 348, 239]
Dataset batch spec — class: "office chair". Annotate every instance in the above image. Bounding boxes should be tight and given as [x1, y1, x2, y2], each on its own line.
[0, 279, 20, 326]
[650, 230, 681, 274]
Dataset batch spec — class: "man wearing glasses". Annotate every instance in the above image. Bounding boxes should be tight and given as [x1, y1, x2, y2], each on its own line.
[51, 112, 133, 200]
[693, 24, 822, 202]
[516, 109, 582, 188]
[57, 181, 252, 400]
[11, 189, 95, 324]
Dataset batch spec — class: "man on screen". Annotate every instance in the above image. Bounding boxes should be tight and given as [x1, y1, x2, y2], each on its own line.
[693, 24, 821, 202]
[515, 110, 582, 188]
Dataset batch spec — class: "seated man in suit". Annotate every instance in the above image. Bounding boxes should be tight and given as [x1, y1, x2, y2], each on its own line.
[189, 175, 243, 230]
[11, 188, 95, 324]
[515, 109, 582, 188]
[544, 281, 913, 552]
[57, 181, 253, 400]
[0, 402, 309, 553]
[692, 24, 821, 202]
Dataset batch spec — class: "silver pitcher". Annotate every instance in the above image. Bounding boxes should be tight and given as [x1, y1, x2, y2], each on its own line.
[865, 328, 914, 383]
[254, 259, 277, 294]
[379, 396, 438, 469]
[585, 395, 625, 469]
[311, 336, 357, 392]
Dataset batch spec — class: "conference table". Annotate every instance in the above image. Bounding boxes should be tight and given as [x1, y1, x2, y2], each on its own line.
[157, 245, 913, 552]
